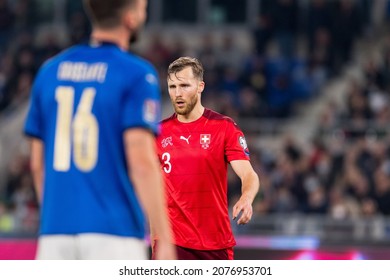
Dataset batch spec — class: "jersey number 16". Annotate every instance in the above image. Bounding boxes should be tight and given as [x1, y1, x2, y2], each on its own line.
[54, 86, 99, 172]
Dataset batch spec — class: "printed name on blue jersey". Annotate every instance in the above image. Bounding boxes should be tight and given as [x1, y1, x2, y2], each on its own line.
[58, 61, 108, 83]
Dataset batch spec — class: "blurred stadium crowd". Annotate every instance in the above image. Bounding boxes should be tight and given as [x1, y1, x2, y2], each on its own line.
[1, 0, 390, 235]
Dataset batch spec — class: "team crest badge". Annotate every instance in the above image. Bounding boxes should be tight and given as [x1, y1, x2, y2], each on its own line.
[200, 134, 211, 149]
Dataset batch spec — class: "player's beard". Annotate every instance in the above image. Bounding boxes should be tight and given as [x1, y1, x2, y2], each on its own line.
[129, 29, 140, 44]
[173, 94, 198, 116]
[129, 22, 143, 44]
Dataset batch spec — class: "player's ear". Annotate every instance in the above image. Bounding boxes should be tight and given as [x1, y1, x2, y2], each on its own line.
[198, 81, 205, 94]
[122, 8, 136, 30]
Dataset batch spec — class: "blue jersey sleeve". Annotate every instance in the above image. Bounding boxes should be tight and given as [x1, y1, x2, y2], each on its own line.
[24, 68, 45, 139]
[121, 67, 161, 135]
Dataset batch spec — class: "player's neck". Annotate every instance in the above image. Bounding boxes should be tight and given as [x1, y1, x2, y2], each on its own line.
[91, 27, 130, 51]
[177, 106, 205, 123]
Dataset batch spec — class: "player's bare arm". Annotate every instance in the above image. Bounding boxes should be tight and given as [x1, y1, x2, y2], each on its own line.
[124, 128, 176, 260]
[230, 160, 260, 225]
[29, 138, 44, 205]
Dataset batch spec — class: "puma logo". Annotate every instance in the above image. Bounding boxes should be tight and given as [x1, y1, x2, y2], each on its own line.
[180, 135, 191, 144]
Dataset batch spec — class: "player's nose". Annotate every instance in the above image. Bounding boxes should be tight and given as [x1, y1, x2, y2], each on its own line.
[174, 88, 182, 97]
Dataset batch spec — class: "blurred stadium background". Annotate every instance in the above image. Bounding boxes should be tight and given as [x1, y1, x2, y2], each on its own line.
[1, 0, 390, 260]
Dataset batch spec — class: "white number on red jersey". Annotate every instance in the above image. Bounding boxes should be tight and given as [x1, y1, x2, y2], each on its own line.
[162, 152, 172, 174]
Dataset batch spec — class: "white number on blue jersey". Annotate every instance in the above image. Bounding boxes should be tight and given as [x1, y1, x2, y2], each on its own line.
[54, 86, 99, 172]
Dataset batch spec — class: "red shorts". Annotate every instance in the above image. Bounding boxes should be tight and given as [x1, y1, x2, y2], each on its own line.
[151, 241, 234, 260]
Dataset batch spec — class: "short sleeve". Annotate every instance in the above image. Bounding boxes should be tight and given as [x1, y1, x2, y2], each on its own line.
[24, 70, 44, 139]
[224, 119, 250, 162]
[121, 68, 161, 135]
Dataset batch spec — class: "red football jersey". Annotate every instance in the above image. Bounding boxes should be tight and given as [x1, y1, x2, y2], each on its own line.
[157, 108, 250, 250]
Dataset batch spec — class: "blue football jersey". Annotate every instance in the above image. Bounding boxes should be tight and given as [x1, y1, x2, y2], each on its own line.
[24, 42, 161, 238]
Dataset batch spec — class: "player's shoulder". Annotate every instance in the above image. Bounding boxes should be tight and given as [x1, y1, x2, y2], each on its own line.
[114, 52, 159, 87]
[33, 45, 82, 81]
[37, 45, 83, 71]
[203, 108, 237, 125]
[161, 113, 177, 125]
[119, 51, 157, 75]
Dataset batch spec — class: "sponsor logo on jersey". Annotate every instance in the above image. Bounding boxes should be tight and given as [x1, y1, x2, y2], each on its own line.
[180, 135, 191, 144]
[239, 136, 250, 156]
[200, 134, 211, 149]
[161, 136, 173, 148]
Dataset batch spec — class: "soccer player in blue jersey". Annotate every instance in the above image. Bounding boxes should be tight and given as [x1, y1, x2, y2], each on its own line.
[24, 0, 176, 260]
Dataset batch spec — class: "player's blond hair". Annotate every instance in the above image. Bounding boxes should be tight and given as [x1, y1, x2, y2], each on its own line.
[168, 57, 204, 81]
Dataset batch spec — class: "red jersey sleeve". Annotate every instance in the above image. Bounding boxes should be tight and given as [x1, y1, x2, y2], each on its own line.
[224, 119, 250, 162]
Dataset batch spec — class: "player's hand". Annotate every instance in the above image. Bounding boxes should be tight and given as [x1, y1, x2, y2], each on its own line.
[232, 196, 253, 225]
[155, 240, 177, 260]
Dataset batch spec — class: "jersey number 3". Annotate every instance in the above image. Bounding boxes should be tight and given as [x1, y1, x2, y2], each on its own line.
[54, 86, 99, 172]
[162, 152, 171, 174]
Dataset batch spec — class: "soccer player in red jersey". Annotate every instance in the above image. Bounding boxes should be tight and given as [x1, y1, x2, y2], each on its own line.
[153, 57, 260, 260]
